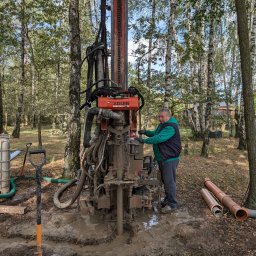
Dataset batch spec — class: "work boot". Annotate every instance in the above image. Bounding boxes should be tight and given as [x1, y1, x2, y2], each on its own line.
[161, 205, 176, 214]
[161, 197, 168, 207]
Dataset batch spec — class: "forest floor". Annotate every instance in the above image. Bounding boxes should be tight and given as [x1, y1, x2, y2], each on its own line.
[0, 127, 256, 256]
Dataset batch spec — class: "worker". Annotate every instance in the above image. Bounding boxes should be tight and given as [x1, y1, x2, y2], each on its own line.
[135, 108, 181, 213]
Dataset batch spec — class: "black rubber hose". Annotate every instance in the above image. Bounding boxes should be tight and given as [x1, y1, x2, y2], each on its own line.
[53, 178, 78, 209]
[53, 141, 99, 209]
[83, 108, 121, 148]
[83, 107, 100, 148]
[53, 166, 88, 209]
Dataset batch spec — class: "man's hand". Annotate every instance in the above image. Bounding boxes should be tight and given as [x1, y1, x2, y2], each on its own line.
[135, 137, 144, 143]
[138, 130, 146, 135]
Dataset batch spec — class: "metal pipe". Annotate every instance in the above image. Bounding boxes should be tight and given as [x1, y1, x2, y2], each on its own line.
[116, 138, 123, 235]
[111, 0, 128, 88]
[200, 188, 223, 217]
[0, 134, 10, 194]
[204, 178, 248, 220]
[96, 50, 105, 88]
[117, 184, 123, 234]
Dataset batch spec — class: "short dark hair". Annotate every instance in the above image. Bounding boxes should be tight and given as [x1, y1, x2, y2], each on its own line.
[159, 108, 171, 116]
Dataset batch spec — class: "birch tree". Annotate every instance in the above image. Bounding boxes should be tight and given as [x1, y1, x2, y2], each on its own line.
[64, 0, 82, 177]
[164, 0, 176, 110]
[12, 0, 26, 138]
[201, 12, 215, 157]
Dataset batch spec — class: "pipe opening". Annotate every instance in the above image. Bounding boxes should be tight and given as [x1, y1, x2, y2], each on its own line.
[235, 209, 248, 220]
[212, 206, 223, 218]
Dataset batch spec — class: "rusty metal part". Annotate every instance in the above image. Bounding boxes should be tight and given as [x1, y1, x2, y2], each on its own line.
[111, 0, 128, 88]
[200, 188, 223, 217]
[19, 142, 32, 176]
[129, 195, 142, 208]
[80, 199, 94, 215]
[115, 130, 124, 235]
[204, 178, 248, 220]
[98, 195, 111, 209]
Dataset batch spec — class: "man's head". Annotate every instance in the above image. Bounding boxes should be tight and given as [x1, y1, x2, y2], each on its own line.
[158, 108, 171, 123]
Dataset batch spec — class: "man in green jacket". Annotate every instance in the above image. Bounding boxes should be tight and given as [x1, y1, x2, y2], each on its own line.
[135, 109, 181, 213]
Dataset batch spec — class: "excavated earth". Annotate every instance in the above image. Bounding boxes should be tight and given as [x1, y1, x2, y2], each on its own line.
[1, 137, 256, 256]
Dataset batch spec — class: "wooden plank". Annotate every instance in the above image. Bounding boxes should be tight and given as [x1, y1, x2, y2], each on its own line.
[0, 205, 27, 215]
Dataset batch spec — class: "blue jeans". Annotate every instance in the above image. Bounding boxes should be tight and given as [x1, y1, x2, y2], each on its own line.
[158, 159, 179, 208]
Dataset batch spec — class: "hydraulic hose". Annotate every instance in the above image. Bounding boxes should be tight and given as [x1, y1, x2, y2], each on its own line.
[53, 132, 108, 209]
[83, 107, 121, 147]
[93, 135, 107, 194]
[53, 168, 89, 209]
[83, 107, 100, 148]
[53, 178, 78, 209]
[53, 143, 97, 209]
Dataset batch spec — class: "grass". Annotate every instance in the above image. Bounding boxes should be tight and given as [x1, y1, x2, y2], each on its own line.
[6, 126, 67, 177]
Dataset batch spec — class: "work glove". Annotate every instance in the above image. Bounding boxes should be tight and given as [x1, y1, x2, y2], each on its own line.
[138, 130, 146, 135]
[135, 137, 144, 144]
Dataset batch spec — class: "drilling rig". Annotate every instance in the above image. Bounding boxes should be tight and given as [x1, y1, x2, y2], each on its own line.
[54, 0, 160, 235]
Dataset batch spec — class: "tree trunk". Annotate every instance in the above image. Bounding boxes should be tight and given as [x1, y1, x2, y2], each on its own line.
[201, 16, 214, 158]
[197, 3, 206, 137]
[12, 0, 25, 138]
[234, 70, 241, 138]
[220, 22, 231, 136]
[228, 32, 237, 137]
[235, 0, 256, 209]
[146, 0, 156, 90]
[144, 0, 156, 122]
[251, 1, 256, 89]
[164, 0, 176, 109]
[237, 98, 247, 150]
[0, 68, 4, 134]
[188, 3, 204, 139]
[64, 0, 82, 178]
[52, 56, 61, 130]
[37, 111, 42, 149]
[31, 65, 36, 129]
[86, 0, 93, 29]
[4, 112, 7, 132]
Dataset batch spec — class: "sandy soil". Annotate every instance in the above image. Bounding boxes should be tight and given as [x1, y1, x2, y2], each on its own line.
[1, 130, 256, 256]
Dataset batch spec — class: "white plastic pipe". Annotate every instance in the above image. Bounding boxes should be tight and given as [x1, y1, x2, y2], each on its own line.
[0, 134, 10, 194]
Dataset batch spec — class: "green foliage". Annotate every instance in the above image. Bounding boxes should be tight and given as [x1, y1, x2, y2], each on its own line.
[1, 0, 253, 134]
[0, 0, 94, 129]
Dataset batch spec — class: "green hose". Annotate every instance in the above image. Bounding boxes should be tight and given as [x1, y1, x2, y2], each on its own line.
[0, 176, 71, 199]
[42, 177, 71, 184]
[21, 175, 70, 184]
[0, 178, 16, 199]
